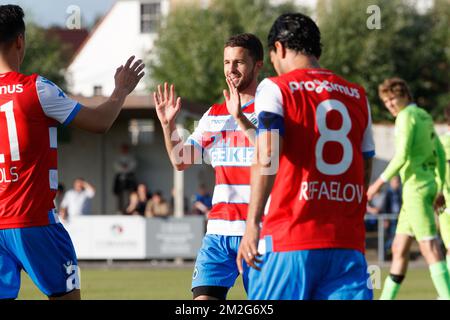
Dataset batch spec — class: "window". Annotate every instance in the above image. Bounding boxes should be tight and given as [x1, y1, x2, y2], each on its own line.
[140, 2, 161, 33]
[129, 119, 155, 145]
[93, 85, 103, 96]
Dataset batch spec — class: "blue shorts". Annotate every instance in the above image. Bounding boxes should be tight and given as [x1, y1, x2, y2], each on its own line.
[248, 249, 373, 300]
[0, 223, 80, 299]
[192, 234, 248, 294]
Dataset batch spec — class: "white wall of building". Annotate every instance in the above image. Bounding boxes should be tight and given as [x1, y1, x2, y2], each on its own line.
[371, 124, 447, 180]
[67, 0, 170, 96]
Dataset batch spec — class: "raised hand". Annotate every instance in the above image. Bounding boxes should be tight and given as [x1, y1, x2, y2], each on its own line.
[223, 75, 242, 119]
[114, 56, 145, 95]
[153, 82, 182, 126]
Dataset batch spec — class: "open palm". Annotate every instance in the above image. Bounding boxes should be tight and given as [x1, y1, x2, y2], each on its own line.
[153, 82, 181, 126]
[223, 76, 241, 118]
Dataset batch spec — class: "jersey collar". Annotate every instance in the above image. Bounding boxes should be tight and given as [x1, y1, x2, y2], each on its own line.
[241, 99, 254, 110]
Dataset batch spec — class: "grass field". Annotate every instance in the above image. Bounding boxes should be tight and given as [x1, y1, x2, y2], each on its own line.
[17, 265, 439, 300]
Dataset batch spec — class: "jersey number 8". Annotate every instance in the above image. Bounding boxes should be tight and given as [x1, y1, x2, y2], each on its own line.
[315, 99, 352, 176]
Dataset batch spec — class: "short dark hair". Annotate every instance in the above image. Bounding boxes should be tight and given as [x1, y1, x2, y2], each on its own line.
[224, 33, 264, 62]
[378, 77, 413, 102]
[445, 104, 450, 126]
[0, 5, 25, 45]
[268, 13, 322, 58]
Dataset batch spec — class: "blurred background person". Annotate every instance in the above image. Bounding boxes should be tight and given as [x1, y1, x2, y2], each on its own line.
[145, 191, 171, 218]
[191, 184, 212, 216]
[384, 176, 403, 254]
[366, 188, 386, 232]
[113, 143, 138, 214]
[125, 183, 149, 216]
[60, 178, 96, 221]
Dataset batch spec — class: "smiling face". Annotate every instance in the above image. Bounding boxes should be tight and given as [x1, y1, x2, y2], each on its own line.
[223, 46, 258, 92]
[380, 93, 410, 117]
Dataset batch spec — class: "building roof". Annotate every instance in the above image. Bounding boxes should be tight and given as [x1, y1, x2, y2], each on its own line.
[69, 94, 208, 115]
[46, 28, 89, 64]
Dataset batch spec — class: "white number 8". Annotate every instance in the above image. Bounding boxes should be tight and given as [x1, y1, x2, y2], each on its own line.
[315, 99, 352, 175]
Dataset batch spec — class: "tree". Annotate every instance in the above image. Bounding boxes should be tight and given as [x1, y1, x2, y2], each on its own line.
[21, 23, 67, 89]
[149, 0, 302, 106]
[317, 0, 449, 121]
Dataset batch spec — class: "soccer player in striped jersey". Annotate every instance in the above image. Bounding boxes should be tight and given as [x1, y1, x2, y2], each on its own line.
[0, 5, 145, 300]
[152, 33, 263, 300]
[368, 78, 450, 300]
[237, 13, 375, 300]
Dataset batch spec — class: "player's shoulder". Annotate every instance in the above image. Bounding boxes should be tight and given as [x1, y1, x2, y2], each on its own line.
[1, 71, 38, 85]
[35, 75, 62, 88]
[329, 71, 367, 95]
[208, 101, 228, 116]
[256, 78, 282, 96]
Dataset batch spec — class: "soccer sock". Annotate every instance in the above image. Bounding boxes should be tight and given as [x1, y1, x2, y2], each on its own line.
[379, 274, 403, 300]
[429, 261, 450, 300]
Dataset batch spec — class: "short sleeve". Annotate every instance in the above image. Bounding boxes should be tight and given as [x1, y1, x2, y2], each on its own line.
[362, 97, 376, 159]
[255, 78, 284, 117]
[185, 107, 211, 151]
[255, 78, 285, 136]
[36, 76, 83, 125]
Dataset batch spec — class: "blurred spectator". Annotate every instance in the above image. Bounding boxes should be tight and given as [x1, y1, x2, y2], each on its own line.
[366, 188, 386, 232]
[191, 184, 212, 216]
[384, 176, 402, 252]
[54, 183, 65, 212]
[126, 183, 149, 216]
[113, 144, 137, 214]
[60, 178, 95, 221]
[145, 191, 171, 218]
[170, 187, 189, 215]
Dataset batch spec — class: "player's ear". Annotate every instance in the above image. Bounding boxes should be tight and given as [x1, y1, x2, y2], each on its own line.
[16, 34, 24, 50]
[274, 41, 286, 58]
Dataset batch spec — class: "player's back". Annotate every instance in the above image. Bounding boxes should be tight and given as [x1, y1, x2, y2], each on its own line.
[259, 68, 374, 253]
[0, 72, 59, 229]
[397, 105, 439, 186]
[440, 132, 450, 200]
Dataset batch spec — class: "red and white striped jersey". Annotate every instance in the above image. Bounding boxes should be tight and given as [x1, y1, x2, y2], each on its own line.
[255, 68, 375, 253]
[0, 72, 82, 229]
[186, 100, 257, 236]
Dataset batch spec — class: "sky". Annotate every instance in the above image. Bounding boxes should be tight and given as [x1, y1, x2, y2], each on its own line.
[3, 0, 435, 28]
[5, 0, 116, 28]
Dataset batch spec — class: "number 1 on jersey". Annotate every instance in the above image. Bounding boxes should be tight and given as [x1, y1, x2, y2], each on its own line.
[0, 101, 20, 163]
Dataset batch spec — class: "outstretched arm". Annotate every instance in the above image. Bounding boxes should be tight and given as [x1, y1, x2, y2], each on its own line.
[71, 56, 145, 133]
[153, 83, 201, 171]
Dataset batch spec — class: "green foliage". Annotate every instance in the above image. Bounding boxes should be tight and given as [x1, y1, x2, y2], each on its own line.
[318, 0, 449, 122]
[150, 0, 449, 122]
[149, 0, 302, 106]
[21, 23, 67, 89]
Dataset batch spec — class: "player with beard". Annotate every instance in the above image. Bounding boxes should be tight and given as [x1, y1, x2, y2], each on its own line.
[153, 33, 263, 300]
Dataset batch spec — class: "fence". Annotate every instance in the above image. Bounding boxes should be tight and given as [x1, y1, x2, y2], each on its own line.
[64, 213, 404, 263]
[365, 213, 399, 264]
